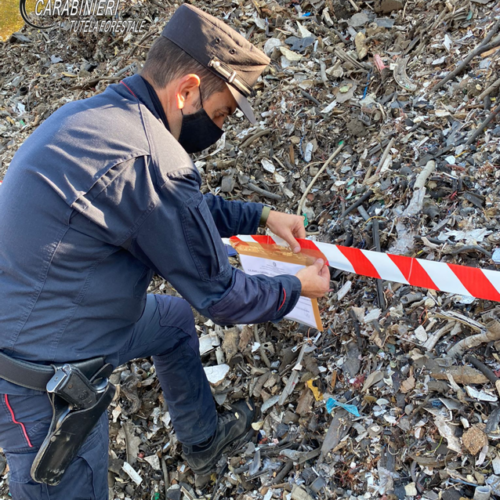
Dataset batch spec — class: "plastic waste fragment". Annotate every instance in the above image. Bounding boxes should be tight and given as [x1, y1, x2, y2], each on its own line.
[492, 248, 500, 263]
[466, 386, 498, 402]
[405, 483, 418, 496]
[261, 158, 275, 173]
[263, 38, 281, 55]
[261, 395, 280, 413]
[306, 379, 323, 401]
[326, 397, 360, 417]
[373, 54, 387, 71]
[321, 101, 337, 114]
[434, 415, 462, 453]
[337, 281, 352, 301]
[204, 364, 230, 386]
[122, 462, 143, 485]
[144, 454, 161, 470]
[248, 448, 261, 475]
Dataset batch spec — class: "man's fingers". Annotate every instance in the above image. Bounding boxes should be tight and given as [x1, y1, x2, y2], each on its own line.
[284, 233, 301, 253]
[295, 222, 306, 239]
[296, 259, 331, 298]
[313, 258, 325, 271]
[313, 259, 330, 281]
[320, 265, 330, 280]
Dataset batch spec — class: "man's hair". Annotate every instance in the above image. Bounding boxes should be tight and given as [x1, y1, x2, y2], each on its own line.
[142, 37, 226, 103]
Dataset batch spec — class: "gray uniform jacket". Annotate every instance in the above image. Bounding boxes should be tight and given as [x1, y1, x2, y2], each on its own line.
[0, 75, 301, 394]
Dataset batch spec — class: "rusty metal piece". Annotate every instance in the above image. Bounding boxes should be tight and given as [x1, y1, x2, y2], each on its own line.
[462, 424, 488, 455]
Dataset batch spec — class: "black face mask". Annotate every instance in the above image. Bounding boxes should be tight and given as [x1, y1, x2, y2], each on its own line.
[178, 90, 223, 154]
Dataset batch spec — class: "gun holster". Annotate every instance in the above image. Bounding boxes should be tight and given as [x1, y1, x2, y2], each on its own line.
[30, 363, 116, 486]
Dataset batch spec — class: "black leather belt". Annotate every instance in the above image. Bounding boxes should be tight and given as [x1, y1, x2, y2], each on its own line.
[0, 351, 105, 391]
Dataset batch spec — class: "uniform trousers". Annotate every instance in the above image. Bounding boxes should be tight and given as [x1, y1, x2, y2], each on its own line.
[0, 294, 216, 499]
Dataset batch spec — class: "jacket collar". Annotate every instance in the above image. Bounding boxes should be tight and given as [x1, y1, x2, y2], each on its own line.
[117, 74, 170, 131]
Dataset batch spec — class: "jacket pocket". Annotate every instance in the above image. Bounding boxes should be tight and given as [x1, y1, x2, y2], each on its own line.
[180, 193, 227, 281]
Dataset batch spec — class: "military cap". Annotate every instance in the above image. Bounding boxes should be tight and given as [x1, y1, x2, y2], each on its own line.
[162, 4, 270, 124]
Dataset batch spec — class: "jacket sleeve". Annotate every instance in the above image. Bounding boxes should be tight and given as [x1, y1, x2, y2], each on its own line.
[124, 169, 301, 325]
[203, 194, 263, 237]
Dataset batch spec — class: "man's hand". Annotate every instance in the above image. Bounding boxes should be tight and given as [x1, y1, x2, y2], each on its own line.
[265, 211, 306, 253]
[295, 259, 330, 299]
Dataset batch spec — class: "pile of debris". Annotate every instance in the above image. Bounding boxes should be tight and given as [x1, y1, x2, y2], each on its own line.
[1, 0, 500, 499]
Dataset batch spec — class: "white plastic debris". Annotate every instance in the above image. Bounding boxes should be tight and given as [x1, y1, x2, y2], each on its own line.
[261, 395, 280, 412]
[443, 34, 453, 52]
[252, 14, 266, 30]
[474, 485, 492, 500]
[297, 22, 313, 38]
[303, 142, 314, 162]
[405, 482, 418, 496]
[204, 364, 230, 386]
[261, 159, 275, 173]
[440, 228, 492, 244]
[337, 281, 352, 301]
[264, 38, 282, 55]
[432, 56, 447, 65]
[321, 101, 337, 114]
[493, 456, 500, 475]
[414, 326, 428, 342]
[144, 454, 161, 470]
[414, 160, 436, 189]
[199, 333, 220, 355]
[363, 308, 381, 323]
[251, 342, 261, 353]
[274, 172, 286, 183]
[493, 248, 500, 264]
[434, 415, 462, 453]
[122, 462, 143, 485]
[263, 489, 274, 500]
[404, 188, 426, 216]
[466, 386, 498, 402]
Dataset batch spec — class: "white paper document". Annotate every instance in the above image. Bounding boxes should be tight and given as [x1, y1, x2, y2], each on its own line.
[238, 254, 321, 330]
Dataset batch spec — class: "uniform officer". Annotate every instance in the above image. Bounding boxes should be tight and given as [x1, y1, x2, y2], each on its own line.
[0, 4, 330, 499]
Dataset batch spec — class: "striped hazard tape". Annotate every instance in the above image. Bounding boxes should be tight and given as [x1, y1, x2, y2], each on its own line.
[230, 235, 500, 303]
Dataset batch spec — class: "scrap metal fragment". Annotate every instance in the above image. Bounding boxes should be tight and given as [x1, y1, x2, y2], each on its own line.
[393, 57, 417, 92]
[319, 409, 352, 462]
[430, 366, 488, 385]
[278, 370, 300, 405]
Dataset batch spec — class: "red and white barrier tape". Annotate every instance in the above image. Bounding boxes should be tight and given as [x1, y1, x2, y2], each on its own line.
[230, 235, 500, 303]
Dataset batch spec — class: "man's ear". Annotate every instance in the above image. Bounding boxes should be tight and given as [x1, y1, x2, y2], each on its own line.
[176, 92, 184, 110]
[176, 74, 201, 110]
